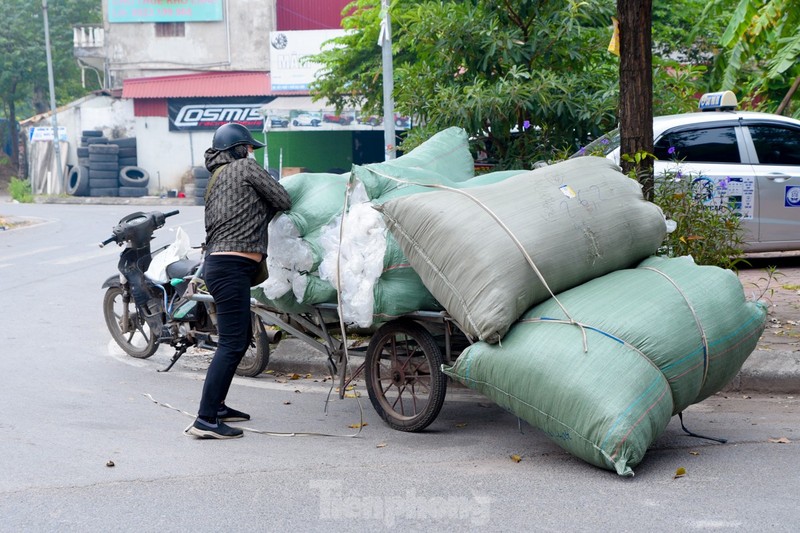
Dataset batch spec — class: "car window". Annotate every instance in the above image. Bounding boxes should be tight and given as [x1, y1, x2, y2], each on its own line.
[654, 126, 740, 163]
[748, 125, 800, 165]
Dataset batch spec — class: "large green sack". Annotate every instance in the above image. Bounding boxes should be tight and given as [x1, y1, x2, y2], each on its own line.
[378, 156, 668, 343]
[444, 256, 767, 476]
[353, 126, 475, 200]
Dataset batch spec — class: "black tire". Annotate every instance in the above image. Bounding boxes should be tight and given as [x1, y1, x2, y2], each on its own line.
[195, 177, 209, 189]
[235, 313, 271, 377]
[119, 166, 150, 187]
[89, 153, 118, 163]
[84, 137, 108, 145]
[77, 147, 89, 157]
[78, 157, 91, 167]
[83, 129, 104, 137]
[364, 319, 447, 432]
[119, 186, 148, 197]
[103, 286, 159, 358]
[89, 187, 119, 197]
[109, 137, 136, 148]
[118, 157, 138, 167]
[195, 196, 206, 206]
[89, 169, 118, 180]
[89, 178, 119, 189]
[117, 147, 137, 157]
[66, 166, 90, 196]
[89, 143, 119, 155]
[89, 161, 119, 172]
[192, 167, 211, 179]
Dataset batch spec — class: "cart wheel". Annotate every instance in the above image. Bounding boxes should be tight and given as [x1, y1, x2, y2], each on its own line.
[365, 319, 447, 432]
[235, 312, 270, 377]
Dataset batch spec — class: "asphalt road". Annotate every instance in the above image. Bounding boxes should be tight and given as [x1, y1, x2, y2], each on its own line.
[1, 201, 799, 531]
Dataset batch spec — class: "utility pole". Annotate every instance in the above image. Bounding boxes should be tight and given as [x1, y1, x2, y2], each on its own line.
[42, 0, 64, 190]
[379, 0, 396, 160]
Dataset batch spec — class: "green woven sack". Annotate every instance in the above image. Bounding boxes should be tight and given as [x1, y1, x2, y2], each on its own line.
[378, 156, 668, 343]
[444, 256, 766, 476]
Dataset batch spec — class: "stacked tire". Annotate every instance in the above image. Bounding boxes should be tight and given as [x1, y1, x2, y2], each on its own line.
[192, 166, 210, 206]
[88, 142, 120, 197]
[67, 131, 149, 198]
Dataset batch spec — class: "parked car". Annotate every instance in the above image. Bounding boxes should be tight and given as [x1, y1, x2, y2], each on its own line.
[578, 91, 800, 253]
[292, 113, 321, 127]
[269, 115, 289, 128]
[323, 113, 354, 125]
[357, 114, 383, 126]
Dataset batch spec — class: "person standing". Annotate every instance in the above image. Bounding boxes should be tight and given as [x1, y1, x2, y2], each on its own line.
[186, 122, 291, 439]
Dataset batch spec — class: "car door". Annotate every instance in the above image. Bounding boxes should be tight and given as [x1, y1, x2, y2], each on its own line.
[652, 123, 759, 245]
[741, 122, 800, 249]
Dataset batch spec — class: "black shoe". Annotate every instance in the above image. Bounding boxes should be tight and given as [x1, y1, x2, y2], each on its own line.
[217, 405, 250, 422]
[185, 417, 243, 439]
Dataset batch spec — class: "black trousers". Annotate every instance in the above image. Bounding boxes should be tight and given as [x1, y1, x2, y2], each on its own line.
[198, 254, 258, 419]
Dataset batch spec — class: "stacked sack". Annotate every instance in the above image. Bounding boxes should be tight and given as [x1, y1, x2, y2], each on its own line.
[443, 256, 766, 476]
[254, 127, 527, 326]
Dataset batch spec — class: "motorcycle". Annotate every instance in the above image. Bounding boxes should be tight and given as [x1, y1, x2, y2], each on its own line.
[99, 209, 275, 376]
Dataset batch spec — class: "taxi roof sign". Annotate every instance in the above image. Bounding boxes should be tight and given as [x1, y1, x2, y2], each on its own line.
[699, 91, 738, 112]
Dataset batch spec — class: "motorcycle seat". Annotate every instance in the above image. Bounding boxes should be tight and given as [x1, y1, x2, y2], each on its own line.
[166, 258, 201, 280]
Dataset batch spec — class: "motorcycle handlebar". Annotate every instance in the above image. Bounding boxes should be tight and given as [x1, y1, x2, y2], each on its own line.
[99, 236, 116, 248]
[164, 210, 180, 218]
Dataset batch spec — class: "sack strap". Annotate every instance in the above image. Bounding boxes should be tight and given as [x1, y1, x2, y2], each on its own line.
[204, 164, 227, 203]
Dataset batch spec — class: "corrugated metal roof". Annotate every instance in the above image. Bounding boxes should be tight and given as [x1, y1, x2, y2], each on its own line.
[277, 0, 351, 30]
[122, 71, 305, 99]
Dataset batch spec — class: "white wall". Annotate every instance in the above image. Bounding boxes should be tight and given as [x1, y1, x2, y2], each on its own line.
[134, 116, 214, 192]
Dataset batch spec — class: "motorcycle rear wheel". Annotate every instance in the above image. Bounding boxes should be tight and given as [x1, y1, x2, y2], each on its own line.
[235, 312, 270, 377]
[103, 286, 159, 359]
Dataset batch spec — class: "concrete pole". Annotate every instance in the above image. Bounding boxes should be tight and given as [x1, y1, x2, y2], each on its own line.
[380, 0, 396, 160]
[42, 0, 65, 191]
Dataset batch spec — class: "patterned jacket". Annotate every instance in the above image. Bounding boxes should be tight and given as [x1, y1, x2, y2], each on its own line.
[203, 148, 292, 255]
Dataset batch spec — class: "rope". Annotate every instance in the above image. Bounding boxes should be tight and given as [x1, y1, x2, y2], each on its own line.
[143, 393, 362, 438]
[364, 168, 588, 348]
[639, 266, 710, 385]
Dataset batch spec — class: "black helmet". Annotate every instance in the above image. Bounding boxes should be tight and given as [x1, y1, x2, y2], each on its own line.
[212, 122, 265, 150]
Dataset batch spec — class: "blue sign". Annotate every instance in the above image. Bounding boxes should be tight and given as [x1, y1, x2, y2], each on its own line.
[785, 186, 800, 207]
[109, 0, 223, 23]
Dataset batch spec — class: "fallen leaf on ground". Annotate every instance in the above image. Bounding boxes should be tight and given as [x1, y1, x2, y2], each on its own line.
[455, 423, 467, 428]
[344, 391, 361, 398]
[689, 451, 700, 456]
[106, 460, 115, 467]
[289, 373, 301, 380]
[768, 437, 791, 444]
[283, 401, 291, 405]
[673, 467, 686, 479]
[348, 423, 367, 429]
[510, 454, 522, 463]
[376, 442, 387, 448]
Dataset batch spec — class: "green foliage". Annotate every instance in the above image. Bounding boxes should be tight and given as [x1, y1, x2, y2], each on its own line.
[653, 168, 746, 269]
[699, 0, 800, 115]
[310, 0, 620, 168]
[0, 0, 101, 120]
[8, 177, 33, 203]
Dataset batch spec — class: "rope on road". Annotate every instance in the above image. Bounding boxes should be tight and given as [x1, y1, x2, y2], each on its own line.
[143, 393, 363, 438]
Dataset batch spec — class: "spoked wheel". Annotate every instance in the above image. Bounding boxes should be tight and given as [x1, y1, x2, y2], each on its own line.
[235, 312, 270, 377]
[365, 319, 447, 432]
[103, 286, 158, 359]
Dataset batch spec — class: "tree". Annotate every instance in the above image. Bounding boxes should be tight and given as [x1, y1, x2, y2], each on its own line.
[701, 0, 800, 117]
[311, 0, 619, 168]
[617, 0, 654, 198]
[0, 0, 101, 169]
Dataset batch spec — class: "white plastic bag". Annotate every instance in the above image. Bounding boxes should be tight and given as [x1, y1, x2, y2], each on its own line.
[145, 227, 190, 283]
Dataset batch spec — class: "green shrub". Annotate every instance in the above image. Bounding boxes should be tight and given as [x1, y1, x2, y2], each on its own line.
[653, 169, 746, 270]
[8, 177, 33, 203]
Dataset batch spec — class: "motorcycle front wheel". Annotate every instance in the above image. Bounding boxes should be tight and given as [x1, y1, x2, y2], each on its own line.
[235, 312, 270, 377]
[103, 286, 159, 359]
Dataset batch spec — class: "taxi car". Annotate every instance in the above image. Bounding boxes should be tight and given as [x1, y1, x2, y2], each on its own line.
[581, 92, 800, 252]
